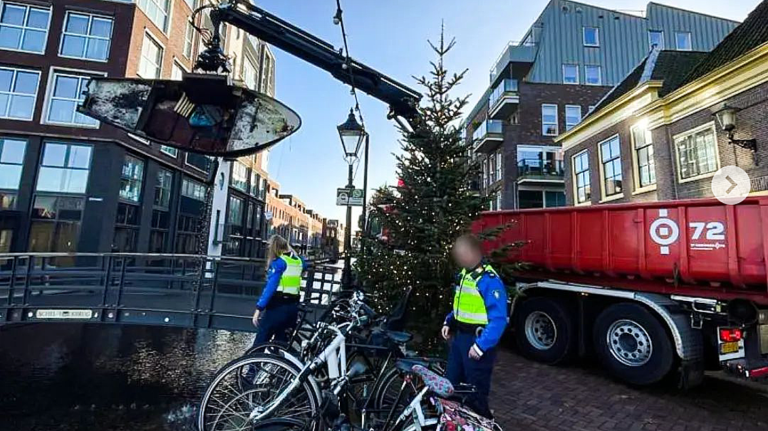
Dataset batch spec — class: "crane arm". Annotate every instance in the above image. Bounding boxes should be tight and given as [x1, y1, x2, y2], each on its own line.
[203, 1, 422, 123]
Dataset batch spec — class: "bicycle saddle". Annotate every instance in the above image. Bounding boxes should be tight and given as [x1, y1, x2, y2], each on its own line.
[384, 330, 413, 344]
[411, 364, 454, 398]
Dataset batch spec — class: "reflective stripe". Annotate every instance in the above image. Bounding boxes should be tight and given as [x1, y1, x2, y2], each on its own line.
[453, 264, 497, 325]
[278, 254, 302, 295]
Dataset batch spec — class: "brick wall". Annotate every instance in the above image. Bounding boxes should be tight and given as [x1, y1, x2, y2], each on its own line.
[502, 82, 611, 207]
[564, 80, 768, 205]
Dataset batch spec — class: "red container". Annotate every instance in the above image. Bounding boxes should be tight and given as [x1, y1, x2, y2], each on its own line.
[474, 197, 768, 305]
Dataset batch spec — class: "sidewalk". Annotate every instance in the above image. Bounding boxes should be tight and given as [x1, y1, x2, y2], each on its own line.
[490, 347, 768, 431]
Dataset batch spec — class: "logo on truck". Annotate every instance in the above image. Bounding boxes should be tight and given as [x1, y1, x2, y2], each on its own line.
[649, 209, 679, 255]
[649, 209, 726, 254]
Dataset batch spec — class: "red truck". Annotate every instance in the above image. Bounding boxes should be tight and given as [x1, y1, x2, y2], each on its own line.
[474, 197, 768, 387]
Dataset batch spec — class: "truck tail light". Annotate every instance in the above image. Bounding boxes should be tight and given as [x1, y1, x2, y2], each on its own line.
[719, 327, 743, 343]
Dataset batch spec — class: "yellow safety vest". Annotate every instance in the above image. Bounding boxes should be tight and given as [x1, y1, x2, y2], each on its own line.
[277, 254, 302, 295]
[453, 265, 497, 325]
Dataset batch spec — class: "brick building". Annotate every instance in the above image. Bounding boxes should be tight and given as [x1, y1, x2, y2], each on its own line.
[462, 0, 737, 210]
[0, 0, 276, 257]
[558, 0, 768, 205]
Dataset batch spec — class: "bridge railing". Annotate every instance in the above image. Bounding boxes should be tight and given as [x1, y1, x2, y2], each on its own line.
[0, 253, 343, 332]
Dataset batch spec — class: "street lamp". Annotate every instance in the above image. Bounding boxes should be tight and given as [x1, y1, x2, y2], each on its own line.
[713, 104, 757, 152]
[337, 109, 367, 290]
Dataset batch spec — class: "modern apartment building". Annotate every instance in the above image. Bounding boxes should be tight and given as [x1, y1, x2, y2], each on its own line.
[0, 0, 276, 258]
[558, 0, 768, 206]
[463, 0, 738, 210]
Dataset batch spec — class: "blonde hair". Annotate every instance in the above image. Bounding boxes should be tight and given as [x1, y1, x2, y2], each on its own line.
[266, 235, 292, 270]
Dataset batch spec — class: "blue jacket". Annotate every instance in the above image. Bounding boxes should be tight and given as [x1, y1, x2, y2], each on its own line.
[444, 268, 508, 353]
[256, 254, 307, 310]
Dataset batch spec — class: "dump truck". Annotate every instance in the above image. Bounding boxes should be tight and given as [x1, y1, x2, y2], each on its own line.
[474, 197, 768, 387]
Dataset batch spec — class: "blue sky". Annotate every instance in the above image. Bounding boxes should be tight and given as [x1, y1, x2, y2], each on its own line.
[258, 0, 758, 225]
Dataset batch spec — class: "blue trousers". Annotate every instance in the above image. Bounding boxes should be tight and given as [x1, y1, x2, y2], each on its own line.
[446, 331, 497, 418]
[252, 301, 299, 347]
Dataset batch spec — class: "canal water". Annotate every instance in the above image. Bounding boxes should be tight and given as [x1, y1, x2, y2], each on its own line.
[0, 323, 255, 430]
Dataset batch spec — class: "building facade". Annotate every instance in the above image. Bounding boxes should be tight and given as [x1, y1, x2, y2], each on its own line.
[463, 0, 738, 210]
[0, 0, 276, 258]
[559, 1, 768, 206]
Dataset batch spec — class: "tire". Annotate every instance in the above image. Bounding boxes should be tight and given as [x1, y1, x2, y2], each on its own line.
[198, 353, 321, 431]
[514, 297, 576, 364]
[592, 303, 674, 386]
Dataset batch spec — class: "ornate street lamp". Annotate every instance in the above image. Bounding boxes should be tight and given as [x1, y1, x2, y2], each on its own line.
[337, 109, 366, 159]
[337, 109, 368, 290]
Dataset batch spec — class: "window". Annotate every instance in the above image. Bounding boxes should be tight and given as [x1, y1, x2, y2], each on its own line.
[46, 73, 99, 127]
[60, 12, 113, 61]
[137, 0, 171, 33]
[181, 177, 206, 201]
[160, 145, 178, 157]
[562, 64, 579, 84]
[573, 151, 590, 204]
[565, 105, 582, 131]
[149, 209, 170, 253]
[632, 126, 656, 188]
[649, 30, 664, 50]
[260, 49, 274, 95]
[0, 138, 26, 208]
[585, 65, 602, 85]
[599, 135, 622, 198]
[243, 57, 258, 90]
[184, 0, 196, 10]
[119, 155, 144, 202]
[0, 3, 49, 54]
[675, 124, 718, 181]
[186, 152, 212, 173]
[250, 170, 261, 197]
[228, 196, 243, 227]
[184, 22, 194, 59]
[171, 60, 186, 81]
[29, 196, 84, 259]
[113, 202, 140, 252]
[231, 161, 248, 192]
[675, 32, 692, 51]
[0, 67, 40, 120]
[583, 27, 599, 47]
[495, 151, 503, 180]
[154, 168, 173, 208]
[541, 104, 558, 136]
[36, 143, 92, 194]
[138, 33, 163, 79]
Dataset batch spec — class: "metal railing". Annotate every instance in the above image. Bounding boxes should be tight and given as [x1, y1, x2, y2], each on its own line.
[517, 159, 565, 181]
[0, 253, 342, 332]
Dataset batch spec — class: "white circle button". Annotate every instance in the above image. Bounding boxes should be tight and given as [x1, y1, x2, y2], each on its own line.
[711, 165, 750, 205]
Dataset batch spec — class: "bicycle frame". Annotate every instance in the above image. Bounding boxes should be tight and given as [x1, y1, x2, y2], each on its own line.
[248, 322, 353, 422]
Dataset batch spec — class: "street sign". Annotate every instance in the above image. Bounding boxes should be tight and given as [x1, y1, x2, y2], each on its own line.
[337, 188, 364, 207]
[264, 210, 273, 220]
[327, 219, 339, 228]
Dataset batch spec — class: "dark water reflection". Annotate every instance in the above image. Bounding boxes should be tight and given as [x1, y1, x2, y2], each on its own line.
[0, 323, 255, 430]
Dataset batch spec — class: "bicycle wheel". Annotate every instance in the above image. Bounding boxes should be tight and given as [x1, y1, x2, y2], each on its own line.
[372, 366, 416, 414]
[199, 353, 321, 431]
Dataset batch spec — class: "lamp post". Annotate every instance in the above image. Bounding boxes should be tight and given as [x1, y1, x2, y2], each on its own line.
[337, 109, 366, 289]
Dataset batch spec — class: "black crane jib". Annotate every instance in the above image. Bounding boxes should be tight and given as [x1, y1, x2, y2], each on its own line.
[210, 2, 422, 122]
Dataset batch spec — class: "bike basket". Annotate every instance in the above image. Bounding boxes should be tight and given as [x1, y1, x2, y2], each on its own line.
[435, 399, 497, 431]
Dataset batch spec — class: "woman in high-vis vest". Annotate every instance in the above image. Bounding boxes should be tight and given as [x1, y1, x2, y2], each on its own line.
[252, 235, 306, 346]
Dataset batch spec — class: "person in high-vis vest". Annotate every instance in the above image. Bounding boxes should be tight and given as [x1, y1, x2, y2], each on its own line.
[252, 235, 306, 346]
[442, 234, 508, 418]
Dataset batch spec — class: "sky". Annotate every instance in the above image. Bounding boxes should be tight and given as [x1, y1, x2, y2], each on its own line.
[257, 0, 759, 226]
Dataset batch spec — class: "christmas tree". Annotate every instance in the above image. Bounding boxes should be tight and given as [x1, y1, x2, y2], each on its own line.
[355, 29, 486, 351]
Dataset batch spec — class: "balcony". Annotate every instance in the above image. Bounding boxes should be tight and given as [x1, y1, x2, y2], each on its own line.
[488, 79, 519, 120]
[489, 40, 538, 83]
[517, 159, 565, 183]
[472, 120, 504, 154]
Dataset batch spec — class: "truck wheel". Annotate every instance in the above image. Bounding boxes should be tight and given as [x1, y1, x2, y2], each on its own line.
[593, 303, 674, 386]
[514, 297, 576, 364]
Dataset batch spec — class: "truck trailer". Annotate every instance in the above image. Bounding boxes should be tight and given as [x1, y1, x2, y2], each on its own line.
[474, 197, 768, 387]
